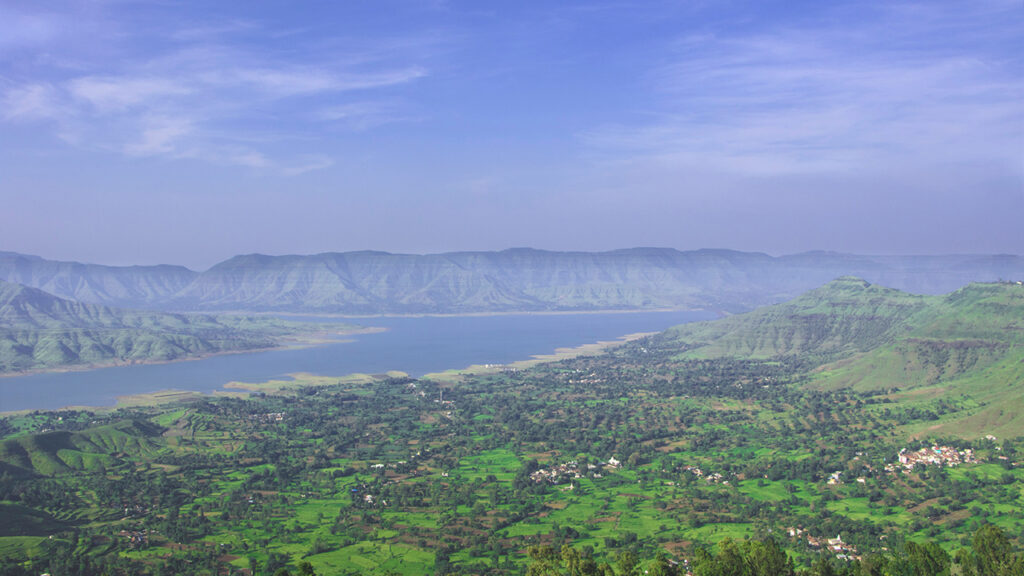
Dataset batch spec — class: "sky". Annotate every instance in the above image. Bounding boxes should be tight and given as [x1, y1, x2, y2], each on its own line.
[1, 0, 1021, 270]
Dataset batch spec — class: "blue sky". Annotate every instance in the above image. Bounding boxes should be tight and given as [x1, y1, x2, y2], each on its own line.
[1, 0, 1021, 269]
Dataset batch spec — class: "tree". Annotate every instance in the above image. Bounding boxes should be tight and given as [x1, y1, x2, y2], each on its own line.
[712, 538, 745, 576]
[744, 538, 794, 576]
[809, 556, 837, 576]
[617, 550, 640, 576]
[525, 545, 605, 576]
[964, 524, 1021, 576]
[648, 554, 680, 576]
[526, 545, 562, 576]
[905, 541, 949, 576]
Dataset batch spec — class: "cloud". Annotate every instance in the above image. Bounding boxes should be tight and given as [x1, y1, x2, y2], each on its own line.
[2, 83, 64, 120]
[225, 150, 272, 169]
[316, 100, 416, 131]
[582, 3, 1024, 177]
[282, 155, 335, 176]
[70, 76, 194, 112]
[168, 20, 258, 42]
[0, 7, 433, 174]
[123, 115, 194, 156]
[231, 66, 427, 97]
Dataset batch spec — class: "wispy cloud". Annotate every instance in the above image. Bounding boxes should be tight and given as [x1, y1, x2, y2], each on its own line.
[70, 76, 194, 112]
[583, 2, 1024, 176]
[230, 67, 427, 97]
[123, 115, 194, 156]
[316, 100, 418, 131]
[0, 6, 436, 173]
[168, 20, 259, 42]
[2, 83, 64, 120]
[282, 155, 335, 176]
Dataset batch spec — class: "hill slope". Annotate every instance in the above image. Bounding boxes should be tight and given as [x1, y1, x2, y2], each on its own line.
[658, 276, 931, 361]
[0, 419, 164, 476]
[0, 280, 345, 374]
[652, 278, 1024, 436]
[2, 249, 1022, 314]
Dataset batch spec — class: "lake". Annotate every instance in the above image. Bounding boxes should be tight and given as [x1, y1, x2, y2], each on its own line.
[0, 310, 714, 412]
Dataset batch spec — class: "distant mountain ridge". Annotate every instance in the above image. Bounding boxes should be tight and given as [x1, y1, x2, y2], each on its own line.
[0, 251, 196, 309]
[1, 249, 1022, 314]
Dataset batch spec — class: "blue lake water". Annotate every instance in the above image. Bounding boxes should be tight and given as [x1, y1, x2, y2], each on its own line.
[0, 310, 714, 412]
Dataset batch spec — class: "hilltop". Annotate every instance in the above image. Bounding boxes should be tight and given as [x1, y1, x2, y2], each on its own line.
[2, 249, 1022, 314]
[0, 279, 356, 374]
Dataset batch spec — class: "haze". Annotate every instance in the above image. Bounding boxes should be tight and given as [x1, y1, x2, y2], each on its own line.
[1, 0, 1021, 270]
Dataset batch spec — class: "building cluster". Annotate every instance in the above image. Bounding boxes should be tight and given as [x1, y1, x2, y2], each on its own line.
[119, 529, 151, 549]
[120, 502, 149, 517]
[530, 458, 620, 484]
[815, 535, 860, 562]
[566, 370, 604, 385]
[683, 465, 725, 483]
[889, 445, 976, 472]
[405, 381, 427, 398]
[789, 528, 860, 561]
[249, 412, 285, 423]
[530, 461, 583, 483]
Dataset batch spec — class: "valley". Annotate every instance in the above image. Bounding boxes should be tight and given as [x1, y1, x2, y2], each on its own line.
[0, 279, 1021, 575]
[6, 1, 1019, 574]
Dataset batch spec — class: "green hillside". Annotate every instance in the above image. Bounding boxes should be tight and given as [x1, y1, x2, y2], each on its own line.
[656, 277, 1024, 437]
[0, 419, 164, 476]
[659, 277, 930, 360]
[0, 280, 356, 374]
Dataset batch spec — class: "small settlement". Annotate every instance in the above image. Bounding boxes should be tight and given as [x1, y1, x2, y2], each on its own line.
[887, 445, 977, 473]
[529, 457, 621, 484]
[787, 528, 861, 562]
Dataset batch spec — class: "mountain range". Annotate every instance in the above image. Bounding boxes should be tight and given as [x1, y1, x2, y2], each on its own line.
[1, 249, 1022, 314]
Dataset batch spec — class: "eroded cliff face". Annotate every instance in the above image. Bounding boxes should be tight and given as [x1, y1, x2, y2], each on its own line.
[2, 248, 1022, 314]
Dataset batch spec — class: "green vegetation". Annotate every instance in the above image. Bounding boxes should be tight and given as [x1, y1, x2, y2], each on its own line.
[661, 277, 1024, 437]
[0, 279, 1022, 575]
[0, 279, 361, 374]
[524, 528, 1024, 576]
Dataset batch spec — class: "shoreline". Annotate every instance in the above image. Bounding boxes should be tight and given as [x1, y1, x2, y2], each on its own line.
[0, 308, 711, 381]
[0, 326, 387, 381]
[0, 327, 656, 415]
[199, 307, 704, 320]
[422, 331, 655, 381]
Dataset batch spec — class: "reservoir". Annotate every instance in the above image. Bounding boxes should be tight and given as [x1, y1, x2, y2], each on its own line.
[0, 310, 713, 412]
